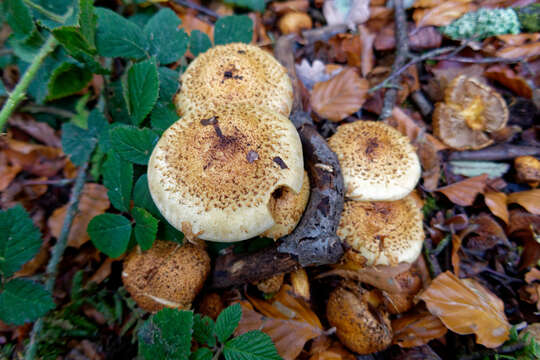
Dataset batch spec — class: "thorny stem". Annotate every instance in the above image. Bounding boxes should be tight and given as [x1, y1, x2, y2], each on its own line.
[24, 162, 89, 360]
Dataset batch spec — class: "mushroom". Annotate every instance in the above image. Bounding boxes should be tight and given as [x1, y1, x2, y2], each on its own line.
[515, 156, 540, 187]
[147, 102, 304, 242]
[278, 12, 313, 34]
[261, 170, 310, 240]
[336, 195, 424, 267]
[175, 43, 293, 117]
[327, 120, 421, 201]
[327, 283, 392, 354]
[122, 241, 211, 312]
[255, 273, 285, 294]
[433, 75, 509, 150]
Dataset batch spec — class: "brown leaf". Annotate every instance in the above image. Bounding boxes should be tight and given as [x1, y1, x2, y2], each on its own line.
[309, 336, 356, 360]
[392, 309, 448, 348]
[413, 2, 477, 27]
[89, 258, 114, 284]
[451, 234, 462, 275]
[525, 268, 540, 284]
[311, 67, 369, 122]
[466, 214, 508, 250]
[358, 25, 375, 77]
[436, 174, 488, 206]
[48, 183, 110, 248]
[507, 189, 540, 215]
[485, 65, 532, 99]
[374, 25, 442, 51]
[270, 0, 310, 15]
[419, 271, 510, 348]
[496, 33, 540, 46]
[413, 0, 473, 7]
[0, 151, 22, 191]
[484, 191, 509, 224]
[496, 42, 540, 60]
[507, 209, 540, 235]
[9, 114, 61, 147]
[2, 137, 66, 177]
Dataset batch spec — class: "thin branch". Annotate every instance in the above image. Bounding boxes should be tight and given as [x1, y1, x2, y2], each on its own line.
[433, 55, 527, 64]
[170, 0, 221, 19]
[20, 104, 76, 119]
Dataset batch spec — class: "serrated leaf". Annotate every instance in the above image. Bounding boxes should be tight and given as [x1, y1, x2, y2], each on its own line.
[47, 62, 93, 101]
[157, 67, 179, 103]
[188, 30, 212, 57]
[160, 222, 185, 244]
[0, 279, 55, 325]
[106, 79, 130, 124]
[110, 125, 158, 165]
[193, 314, 216, 347]
[61, 123, 98, 166]
[133, 174, 161, 219]
[53, 26, 96, 59]
[4, 0, 35, 40]
[88, 109, 110, 152]
[95, 7, 147, 59]
[191, 348, 213, 360]
[30, 0, 76, 30]
[151, 102, 177, 133]
[138, 308, 193, 360]
[102, 152, 133, 212]
[224, 0, 265, 12]
[79, 0, 96, 48]
[214, 15, 253, 45]
[224, 331, 281, 360]
[0, 205, 42, 278]
[215, 303, 242, 343]
[144, 8, 188, 65]
[124, 58, 159, 125]
[88, 214, 132, 258]
[132, 207, 158, 251]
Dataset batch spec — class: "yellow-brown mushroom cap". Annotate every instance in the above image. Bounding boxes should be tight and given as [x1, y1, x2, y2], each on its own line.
[175, 43, 293, 117]
[261, 170, 310, 240]
[328, 121, 421, 201]
[337, 196, 424, 266]
[148, 103, 304, 242]
[122, 241, 211, 312]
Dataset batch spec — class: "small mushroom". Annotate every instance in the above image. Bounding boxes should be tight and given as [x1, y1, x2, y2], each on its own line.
[255, 273, 285, 294]
[337, 195, 424, 267]
[327, 284, 392, 354]
[278, 12, 313, 34]
[175, 43, 293, 117]
[262, 170, 310, 240]
[147, 103, 304, 242]
[328, 120, 421, 201]
[515, 156, 540, 187]
[433, 75, 509, 150]
[122, 241, 211, 312]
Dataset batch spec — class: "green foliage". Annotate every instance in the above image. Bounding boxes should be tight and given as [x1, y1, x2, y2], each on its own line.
[133, 174, 161, 218]
[144, 8, 188, 65]
[4, 0, 35, 40]
[224, 331, 281, 360]
[102, 152, 133, 212]
[516, 4, 540, 33]
[193, 314, 216, 347]
[123, 57, 160, 125]
[47, 61, 93, 100]
[214, 15, 254, 45]
[110, 125, 159, 165]
[87, 213, 132, 258]
[224, 0, 266, 12]
[151, 102, 178, 133]
[132, 207, 158, 250]
[441, 8, 520, 40]
[189, 30, 212, 57]
[215, 303, 242, 343]
[0, 279, 55, 325]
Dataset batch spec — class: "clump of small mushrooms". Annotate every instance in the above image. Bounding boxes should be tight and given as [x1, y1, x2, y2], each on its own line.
[123, 43, 309, 311]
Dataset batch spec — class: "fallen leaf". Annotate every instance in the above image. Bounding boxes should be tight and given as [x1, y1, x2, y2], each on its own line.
[420, 271, 510, 348]
[48, 183, 110, 248]
[0, 151, 22, 191]
[466, 214, 508, 251]
[9, 114, 61, 148]
[309, 335, 355, 360]
[507, 189, 540, 215]
[311, 67, 369, 122]
[296, 59, 341, 90]
[484, 191, 509, 224]
[413, 2, 477, 27]
[358, 25, 375, 77]
[496, 41, 540, 60]
[507, 209, 540, 235]
[451, 234, 462, 275]
[496, 33, 540, 46]
[270, 0, 310, 15]
[323, 0, 370, 26]
[413, 0, 473, 7]
[374, 25, 442, 51]
[392, 309, 448, 348]
[436, 174, 488, 206]
[89, 258, 114, 284]
[2, 137, 66, 177]
[525, 268, 540, 284]
[485, 65, 532, 99]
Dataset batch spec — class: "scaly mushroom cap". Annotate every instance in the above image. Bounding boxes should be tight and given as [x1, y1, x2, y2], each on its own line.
[262, 170, 310, 240]
[122, 241, 211, 312]
[337, 196, 424, 266]
[328, 121, 421, 201]
[175, 43, 293, 117]
[433, 75, 508, 150]
[148, 103, 304, 242]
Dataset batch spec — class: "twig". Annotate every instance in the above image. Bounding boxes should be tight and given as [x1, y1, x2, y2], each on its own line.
[411, 91, 433, 117]
[20, 104, 76, 119]
[433, 55, 527, 64]
[170, 0, 221, 19]
[22, 178, 74, 186]
[24, 162, 89, 360]
[448, 144, 540, 161]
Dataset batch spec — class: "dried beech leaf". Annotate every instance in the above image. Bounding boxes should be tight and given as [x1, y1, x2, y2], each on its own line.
[496, 41, 540, 60]
[525, 268, 540, 284]
[358, 25, 375, 77]
[436, 174, 488, 206]
[485, 65, 532, 99]
[507, 189, 540, 215]
[484, 191, 509, 224]
[413, 0, 473, 8]
[392, 309, 447, 348]
[419, 271, 510, 348]
[507, 209, 540, 235]
[451, 234, 462, 275]
[413, 2, 477, 27]
[0, 152, 22, 192]
[309, 336, 355, 360]
[311, 67, 369, 122]
[9, 115, 61, 148]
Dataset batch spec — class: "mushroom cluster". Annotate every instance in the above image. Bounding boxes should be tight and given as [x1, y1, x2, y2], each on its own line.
[326, 119, 424, 354]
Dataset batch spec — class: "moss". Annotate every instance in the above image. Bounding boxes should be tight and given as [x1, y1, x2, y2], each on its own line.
[516, 4, 540, 33]
[441, 8, 520, 40]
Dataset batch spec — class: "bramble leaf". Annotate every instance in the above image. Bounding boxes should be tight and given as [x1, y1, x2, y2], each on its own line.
[110, 125, 158, 165]
[132, 207, 158, 251]
[190, 348, 213, 360]
[224, 330, 281, 360]
[144, 8, 188, 65]
[0, 279, 55, 325]
[157, 66, 179, 103]
[151, 102, 177, 133]
[4, 0, 35, 40]
[47, 62, 93, 101]
[95, 7, 147, 58]
[215, 303, 242, 343]
[133, 174, 161, 219]
[88, 214, 132, 258]
[189, 30, 211, 57]
[124, 58, 160, 125]
[193, 314, 216, 347]
[102, 152, 133, 212]
[214, 15, 253, 45]
[224, 0, 266, 12]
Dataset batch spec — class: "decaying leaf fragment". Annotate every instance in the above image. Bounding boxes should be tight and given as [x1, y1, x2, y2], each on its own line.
[507, 189, 540, 215]
[419, 271, 510, 348]
[392, 309, 447, 348]
[436, 174, 488, 206]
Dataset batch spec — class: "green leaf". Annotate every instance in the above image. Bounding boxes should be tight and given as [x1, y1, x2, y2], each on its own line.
[160, 222, 184, 244]
[30, 0, 77, 30]
[79, 0, 96, 49]
[215, 303, 242, 343]
[106, 79, 130, 124]
[4, 0, 35, 40]
[88, 214, 132, 258]
[132, 207, 158, 251]
[0, 279, 55, 325]
[102, 152, 133, 212]
[224, 0, 265, 12]
[47, 62, 93, 101]
[214, 15, 253, 45]
[144, 8, 188, 65]
[0, 205, 42, 278]
[138, 308, 194, 360]
[124, 58, 160, 125]
[224, 331, 281, 360]
[95, 7, 147, 59]
[191, 348, 213, 360]
[0, 81, 6, 96]
[193, 314, 216, 348]
[157, 67, 179, 103]
[110, 125, 158, 165]
[61, 122, 98, 166]
[53, 26, 96, 59]
[151, 102, 177, 133]
[88, 108, 110, 152]
[133, 174, 161, 219]
[188, 30, 212, 57]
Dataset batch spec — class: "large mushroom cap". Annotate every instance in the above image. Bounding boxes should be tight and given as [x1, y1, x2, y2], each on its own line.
[148, 103, 304, 242]
[328, 121, 421, 201]
[175, 43, 293, 117]
[337, 195, 424, 266]
[433, 75, 508, 150]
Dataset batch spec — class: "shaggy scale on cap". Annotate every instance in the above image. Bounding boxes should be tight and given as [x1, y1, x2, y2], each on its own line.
[328, 121, 421, 201]
[148, 103, 304, 242]
[337, 196, 424, 266]
[175, 43, 293, 117]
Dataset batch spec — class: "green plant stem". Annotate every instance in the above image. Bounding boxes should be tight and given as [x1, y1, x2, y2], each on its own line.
[24, 162, 89, 360]
[0, 34, 58, 131]
[22, 0, 65, 24]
